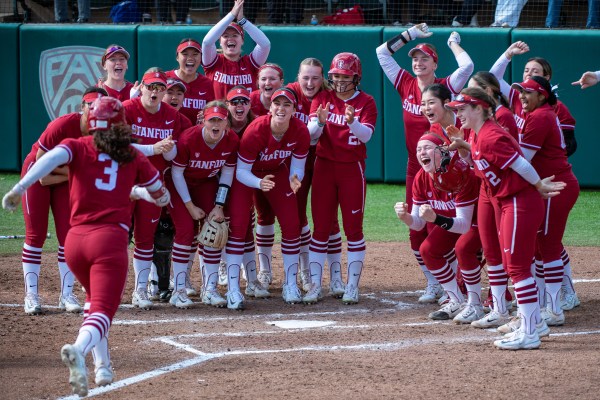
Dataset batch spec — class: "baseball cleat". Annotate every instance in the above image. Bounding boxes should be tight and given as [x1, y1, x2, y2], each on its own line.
[429, 301, 463, 320]
[245, 280, 271, 298]
[303, 283, 323, 304]
[560, 289, 580, 311]
[170, 289, 194, 309]
[418, 283, 443, 303]
[471, 310, 511, 328]
[494, 329, 540, 350]
[329, 279, 345, 298]
[342, 284, 359, 305]
[95, 363, 114, 386]
[257, 271, 273, 288]
[541, 308, 565, 326]
[282, 283, 303, 304]
[132, 288, 153, 310]
[185, 276, 198, 297]
[58, 293, 82, 313]
[503, 319, 550, 339]
[24, 293, 43, 315]
[147, 280, 160, 301]
[218, 262, 228, 286]
[202, 288, 227, 307]
[226, 290, 245, 310]
[453, 304, 484, 324]
[61, 344, 88, 397]
[299, 266, 312, 292]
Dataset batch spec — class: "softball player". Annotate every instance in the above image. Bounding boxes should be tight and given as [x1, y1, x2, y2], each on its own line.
[225, 88, 310, 309]
[97, 45, 135, 102]
[250, 63, 284, 117]
[395, 133, 481, 323]
[122, 69, 184, 310]
[202, 0, 271, 100]
[304, 52, 378, 305]
[446, 87, 564, 350]
[165, 38, 215, 125]
[376, 24, 474, 303]
[2, 96, 169, 396]
[489, 43, 580, 310]
[19, 87, 107, 315]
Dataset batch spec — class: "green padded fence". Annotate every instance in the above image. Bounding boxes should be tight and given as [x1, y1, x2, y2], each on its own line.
[1, 24, 20, 171]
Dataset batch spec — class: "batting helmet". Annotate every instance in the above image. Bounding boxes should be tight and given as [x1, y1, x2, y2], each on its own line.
[433, 152, 470, 193]
[328, 52, 362, 80]
[88, 97, 126, 132]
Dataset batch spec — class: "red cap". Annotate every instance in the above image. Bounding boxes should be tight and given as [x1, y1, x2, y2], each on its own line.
[511, 79, 549, 98]
[227, 86, 251, 101]
[204, 105, 229, 120]
[224, 22, 244, 38]
[83, 92, 103, 104]
[166, 78, 187, 92]
[445, 94, 491, 110]
[142, 71, 168, 86]
[419, 132, 448, 146]
[176, 40, 201, 54]
[102, 45, 130, 66]
[271, 88, 297, 106]
[408, 44, 438, 63]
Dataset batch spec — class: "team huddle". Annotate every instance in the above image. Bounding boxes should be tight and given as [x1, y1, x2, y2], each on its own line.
[0, 0, 585, 396]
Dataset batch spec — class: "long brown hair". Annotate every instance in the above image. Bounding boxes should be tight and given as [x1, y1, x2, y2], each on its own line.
[459, 87, 496, 120]
[93, 124, 136, 164]
[470, 71, 510, 109]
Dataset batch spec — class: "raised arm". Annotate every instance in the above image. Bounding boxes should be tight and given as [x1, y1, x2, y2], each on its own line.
[446, 32, 474, 93]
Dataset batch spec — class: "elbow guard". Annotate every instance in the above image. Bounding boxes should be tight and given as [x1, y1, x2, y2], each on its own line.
[150, 184, 170, 207]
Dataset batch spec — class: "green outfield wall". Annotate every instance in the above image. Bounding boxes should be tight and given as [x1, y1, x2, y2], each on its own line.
[4, 25, 600, 187]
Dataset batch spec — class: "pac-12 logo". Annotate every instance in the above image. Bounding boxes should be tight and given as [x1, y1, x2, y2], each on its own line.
[39, 46, 105, 119]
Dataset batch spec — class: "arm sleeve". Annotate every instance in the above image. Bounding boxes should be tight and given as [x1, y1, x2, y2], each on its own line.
[489, 53, 512, 97]
[131, 143, 155, 156]
[595, 71, 600, 80]
[447, 51, 475, 94]
[236, 158, 262, 189]
[509, 155, 541, 185]
[408, 204, 426, 231]
[218, 165, 235, 187]
[171, 165, 192, 204]
[520, 146, 537, 162]
[162, 146, 177, 161]
[376, 43, 402, 86]
[13, 147, 70, 193]
[289, 155, 306, 182]
[307, 117, 324, 142]
[348, 118, 373, 143]
[448, 205, 474, 234]
[245, 21, 270, 66]
[202, 12, 235, 66]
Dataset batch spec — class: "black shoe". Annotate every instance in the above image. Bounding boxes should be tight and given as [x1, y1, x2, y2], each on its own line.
[159, 289, 173, 302]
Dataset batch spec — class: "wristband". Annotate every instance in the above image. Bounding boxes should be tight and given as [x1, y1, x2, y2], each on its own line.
[215, 184, 229, 206]
[238, 17, 247, 26]
[386, 33, 408, 54]
[433, 214, 454, 231]
[405, 29, 413, 41]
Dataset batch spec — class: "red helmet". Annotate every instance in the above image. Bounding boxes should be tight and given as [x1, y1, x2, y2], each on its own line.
[328, 52, 362, 80]
[87, 97, 126, 132]
[433, 153, 470, 193]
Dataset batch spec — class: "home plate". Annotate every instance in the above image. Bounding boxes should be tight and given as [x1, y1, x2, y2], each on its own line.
[268, 320, 336, 329]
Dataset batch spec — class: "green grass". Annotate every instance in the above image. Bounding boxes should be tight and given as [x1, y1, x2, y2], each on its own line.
[0, 174, 597, 255]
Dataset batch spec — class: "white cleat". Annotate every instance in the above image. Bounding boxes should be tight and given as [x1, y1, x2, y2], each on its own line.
[299, 267, 312, 292]
[342, 284, 360, 305]
[24, 293, 43, 315]
[418, 283, 443, 304]
[453, 304, 484, 324]
[185, 276, 198, 297]
[227, 290, 245, 310]
[218, 261, 228, 287]
[303, 283, 323, 304]
[170, 289, 194, 309]
[502, 319, 550, 339]
[494, 329, 541, 350]
[94, 363, 114, 386]
[282, 283, 302, 304]
[245, 280, 271, 298]
[471, 310, 511, 328]
[541, 308, 565, 326]
[58, 293, 82, 313]
[429, 301, 463, 320]
[201, 288, 227, 307]
[329, 279, 345, 299]
[61, 344, 88, 397]
[560, 290, 580, 311]
[132, 288, 153, 310]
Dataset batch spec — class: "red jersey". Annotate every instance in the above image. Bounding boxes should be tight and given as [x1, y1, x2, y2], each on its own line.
[202, 54, 259, 100]
[123, 98, 184, 172]
[250, 90, 269, 117]
[58, 136, 160, 229]
[495, 105, 518, 141]
[412, 168, 479, 218]
[520, 103, 572, 179]
[173, 125, 239, 181]
[310, 90, 377, 163]
[238, 115, 310, 172]
[395, 71, 457, 156]
[508, 88, 575, 133]
[37, 113, 82, 154]
[470, 119, 529, 198]
[98, 81, 134, 102]
[165, 70, 215, 125]
[287, 82, 311, 125]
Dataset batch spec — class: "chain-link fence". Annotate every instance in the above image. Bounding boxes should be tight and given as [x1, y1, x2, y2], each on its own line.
[1, 0, 598, 28]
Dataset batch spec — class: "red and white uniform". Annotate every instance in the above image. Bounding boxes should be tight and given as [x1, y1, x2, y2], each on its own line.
[204, 54, 260, 100]
[59, 136, 160, 320]
[250, 90, 269, 117]
[98, 82, 134, 102]
[165, 70, 215, 125]
[508, 89, 575, 135]
[495, 104, 519, 141]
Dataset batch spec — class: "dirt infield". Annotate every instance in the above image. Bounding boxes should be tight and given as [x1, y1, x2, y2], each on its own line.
[1, 242, 600, 399]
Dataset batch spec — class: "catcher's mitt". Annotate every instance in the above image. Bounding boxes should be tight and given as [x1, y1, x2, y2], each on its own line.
[197, 220, 229, 250]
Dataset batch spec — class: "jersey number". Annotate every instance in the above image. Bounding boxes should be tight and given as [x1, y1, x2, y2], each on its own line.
[95, 153, 118, 191]
[485, 171, 501, 186]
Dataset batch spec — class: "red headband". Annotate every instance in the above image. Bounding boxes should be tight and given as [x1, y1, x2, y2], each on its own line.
[258, 64, 284, 80]
[419, 133, 447, 146]
[445, 94, 491, 110]
[83, 92, 103, 104]
[176, 40, 201, 54]
[204, 105, 229, 120]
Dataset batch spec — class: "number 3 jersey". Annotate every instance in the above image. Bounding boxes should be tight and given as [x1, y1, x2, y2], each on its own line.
[309, 89, 378, 163]
[58, 136, 160, 230]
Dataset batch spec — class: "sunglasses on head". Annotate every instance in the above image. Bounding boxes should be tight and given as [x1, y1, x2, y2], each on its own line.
[145, 83, 166, 92]
[229, 99, 249, 106]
